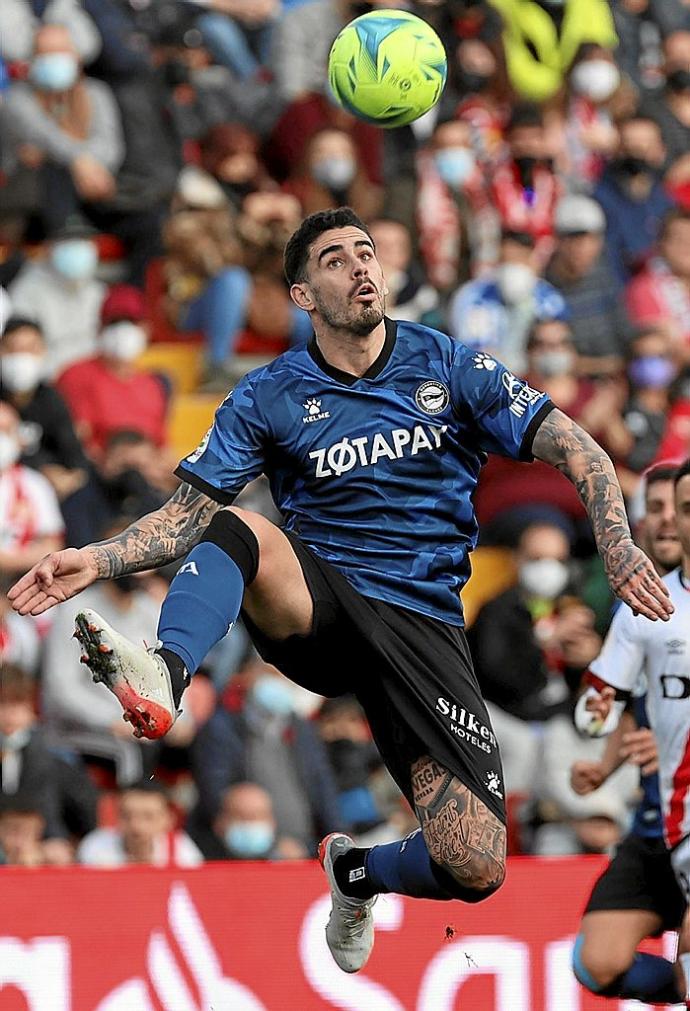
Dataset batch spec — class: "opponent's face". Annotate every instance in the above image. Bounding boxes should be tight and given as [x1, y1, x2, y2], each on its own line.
[643, 478, 681, 573]
[674, 474, 690, 563]
[291, 227, 387, 336]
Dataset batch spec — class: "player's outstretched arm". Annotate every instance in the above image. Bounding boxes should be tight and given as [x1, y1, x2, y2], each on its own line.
[531, 408, 673, 621]
[8, 482, 221, 616]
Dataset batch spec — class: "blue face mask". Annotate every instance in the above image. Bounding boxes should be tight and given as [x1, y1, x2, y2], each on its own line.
[225, 821, 274, 857]
[628, 355, 675, 390]
[433, 147, 476, 189]
[30, 53, 79, 92]
[50, 240, 98, 282]
[251, 675, 294, 716]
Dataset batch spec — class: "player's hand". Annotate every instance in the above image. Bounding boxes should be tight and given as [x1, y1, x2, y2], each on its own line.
[619, 727, 658, 775]
[605, 540, 673, 621]
[585, 685, 615, 730]
[570, 760, 605, 795]
[8, 547, 100, 616]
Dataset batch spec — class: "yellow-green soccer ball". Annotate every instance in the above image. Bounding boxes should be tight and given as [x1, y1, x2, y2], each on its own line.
[328, 10, 447, 128]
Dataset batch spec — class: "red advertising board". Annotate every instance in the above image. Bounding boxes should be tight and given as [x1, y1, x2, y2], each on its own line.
[0, 856, 681, 1010]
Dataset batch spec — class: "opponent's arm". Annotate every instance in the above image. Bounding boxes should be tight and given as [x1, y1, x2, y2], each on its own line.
[531, 408, 672, 621]
[9, 482, 221, 616]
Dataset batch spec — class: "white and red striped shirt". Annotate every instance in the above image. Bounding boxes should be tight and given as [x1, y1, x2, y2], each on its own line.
[590, 569, 690, 847]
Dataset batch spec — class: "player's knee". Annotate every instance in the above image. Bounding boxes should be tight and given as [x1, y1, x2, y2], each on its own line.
[439, 857, 506, 902]
[571, 934, 627, 994]
[200, 508, 260, 585]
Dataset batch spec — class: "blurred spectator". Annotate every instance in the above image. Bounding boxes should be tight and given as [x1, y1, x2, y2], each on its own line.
[41, 561, 161, 784]
[469, 520, 600, 797]
[488, 0, 618, 103]
[545, 194, 630, 376]
[283, 127, 382, 220]
[448, 230, 567, 374]
[78, 781, 203, 867]
[0, 24, 124, 237]
[594, 114, 675, 281]
[454, 37, 511, 170]
[368, 219, 439, 324]
[191, 660, 344, 853]
[386, 117, 497, 291]
[192, 0, 280, 80]
[0, 1, 100, 65]
[0, 316, 88, 501]
[0, 288, 12, 332]
[56, 284, 167, 459]
[641, 37, 690, 175]
[207, 781, 308, 861]
[489, 104, 560, 258]
[1, 664, 97, 844]
[8, 218, 105, 376]
[0, 793, 48, 866]
[200, 122, 275, 209]
[653, 366, 690, 464]
[0, 574, 40, 673]
[619, 326, 676, 480]
[270, 0, 345, 103]
[625, 208, 690, 362]
[0, 401, 64, 577]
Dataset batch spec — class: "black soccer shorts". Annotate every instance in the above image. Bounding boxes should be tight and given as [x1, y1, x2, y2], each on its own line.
[583, 832, 686, 933]
[243, 531, 506, 823]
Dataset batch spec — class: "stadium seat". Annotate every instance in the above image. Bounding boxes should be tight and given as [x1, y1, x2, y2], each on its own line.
[461, 547, 516, 628]
[136, 342, 204, 395]
[167, 392, 224, 460]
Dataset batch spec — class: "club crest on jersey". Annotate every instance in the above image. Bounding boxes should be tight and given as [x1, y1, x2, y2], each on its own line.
[302, 398, 330, 424]
[415, 381, 450, 415]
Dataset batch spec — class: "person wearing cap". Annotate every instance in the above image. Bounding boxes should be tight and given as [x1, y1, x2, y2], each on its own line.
[8, 216, 105, 376]
[546, 193, 632, 377]
[55, 285, 167, 459]
[448, 228, 568, 374]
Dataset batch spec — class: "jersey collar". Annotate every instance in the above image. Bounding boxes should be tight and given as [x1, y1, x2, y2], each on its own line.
[307, 317, 397, 386]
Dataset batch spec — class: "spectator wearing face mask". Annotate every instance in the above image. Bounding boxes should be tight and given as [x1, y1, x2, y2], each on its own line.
[204, 781, 308, 861]
[454, 37, 512, 170]
[626, 209, 690, 362]
[8, 217, 104, 376]
[199, 123, 275, 210]
[283, 127, 382, 221]
[0, 402, 64, 578]
[545, 194, 631, 376]
[367, 219, 439, 325]
[56, 284, 167, 459]
[468, 520, 602, 804]
[640, 47, 690, 178]
[620, 327, 676, 478]
[0, 316, 87, 502]
[489, 104, 561, 261]
[78, 782, 203, 867]
[594, 114, 676, 282]
[448, 229, 567, 374]
[558, 44, 621, 193]
[190, 659, 345, 854]
[0, 24, 124, 236]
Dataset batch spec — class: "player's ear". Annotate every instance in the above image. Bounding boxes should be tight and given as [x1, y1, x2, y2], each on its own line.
[290, 282, 314, 312]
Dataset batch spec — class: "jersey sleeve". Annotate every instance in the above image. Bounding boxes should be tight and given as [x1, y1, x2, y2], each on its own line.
[449, 344, 554, 460]
[589, 604, 648, 693]
[174, 376, 269, 504]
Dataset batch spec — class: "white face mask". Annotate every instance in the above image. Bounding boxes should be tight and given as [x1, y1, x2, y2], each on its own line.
[1, 353, 45, 393]
[570, 60, 620, 103]
[532, 349, 574, 377]
[100, 322, 147, 362]
[519, 558, 569, 600]
[495, 262, 536, 304]
[311, 156, 356, 191]
[0, 431, 21, 471]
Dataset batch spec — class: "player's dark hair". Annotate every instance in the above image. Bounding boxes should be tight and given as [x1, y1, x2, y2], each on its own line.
[283, 207, 374, 286]
[1, 315, 44, 342]
[645, 462, 678, 488]
[674, 458, 690, 488]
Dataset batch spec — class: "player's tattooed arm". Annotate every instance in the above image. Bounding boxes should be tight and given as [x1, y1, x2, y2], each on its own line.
[412, 756, 506, 891]
[531, 407, 672, 621]
[89, 482, 221, 578]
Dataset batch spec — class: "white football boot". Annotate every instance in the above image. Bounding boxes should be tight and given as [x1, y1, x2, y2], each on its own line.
[318, 832, 377, 973]
[73, 608, 178, 740]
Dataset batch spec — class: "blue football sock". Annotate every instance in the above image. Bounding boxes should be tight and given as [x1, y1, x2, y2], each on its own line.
[157, 542, 245, 674]
[366, 829, 455, 900]
[615, 953, 682, 1003]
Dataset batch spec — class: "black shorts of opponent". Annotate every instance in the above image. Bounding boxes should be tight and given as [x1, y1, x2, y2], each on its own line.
[584, 832, 686, 934]
[242, 531, 506, 824]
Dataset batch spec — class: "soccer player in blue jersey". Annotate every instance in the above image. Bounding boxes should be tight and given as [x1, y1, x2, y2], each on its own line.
[10, 208, 673, 974]
[571, 465, 686, 1006]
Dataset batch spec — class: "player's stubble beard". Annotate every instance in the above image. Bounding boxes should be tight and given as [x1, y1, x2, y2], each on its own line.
[311, 286, 385, 337]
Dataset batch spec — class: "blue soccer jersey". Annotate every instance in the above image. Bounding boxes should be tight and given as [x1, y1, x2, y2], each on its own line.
[175, 319, 554, 624]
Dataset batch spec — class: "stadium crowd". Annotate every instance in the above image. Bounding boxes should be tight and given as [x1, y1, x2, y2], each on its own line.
[1, 0, 690, 867]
